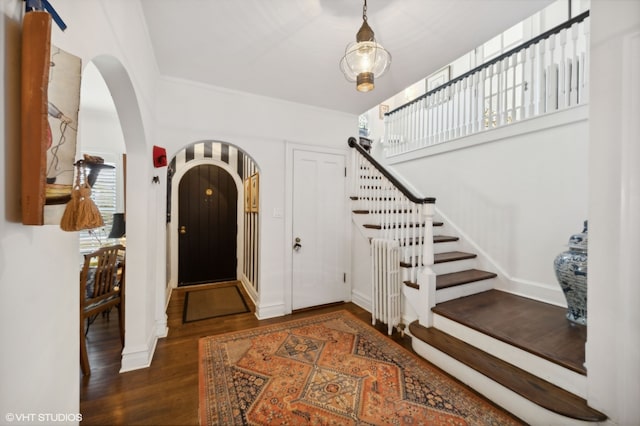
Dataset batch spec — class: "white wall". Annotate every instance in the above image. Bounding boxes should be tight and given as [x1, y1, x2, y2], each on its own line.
[1, 1, 159, 423]
[154, 77, 357, 318]
[380, 106, 588, 306]
[587, 1, 640, 424]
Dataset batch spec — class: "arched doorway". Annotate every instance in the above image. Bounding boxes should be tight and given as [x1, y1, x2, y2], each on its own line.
[167, 141, 260, 302]
[178, 164, 237, 285]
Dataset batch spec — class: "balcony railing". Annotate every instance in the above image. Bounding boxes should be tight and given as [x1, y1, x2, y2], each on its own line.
[383, 11, 590, 156]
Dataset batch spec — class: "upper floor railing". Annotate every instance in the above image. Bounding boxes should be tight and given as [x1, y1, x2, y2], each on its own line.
[383, 11, 590, 156]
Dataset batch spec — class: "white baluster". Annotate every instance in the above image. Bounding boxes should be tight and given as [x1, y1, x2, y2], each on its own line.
[558, 28, 568, 109]
[538, 39, 546, 114]
[547, 34, 558, 112]
[443, 88, 448, 142]
[430, 94, 436, 145]
[510, 54, 517, 123]
[528, 44, 536, 117]
[410, 203, 420, 283]
[461, 78, 468, 136]
[448, 85, 455, 140]
[418, 97, 425, 148]
[404, 105, 410, 144]
[470, 73, 478, 133]
[451, 83, 458, 139]
[387, 111, 394, 147]
[407, 103, 413, 147]
[495, 61, 503, 126]
[487, 65, 494, 128]
[581, 18, 590, 103]
[436, 90, 442, 143]
[570, 21, 579, 106]
[520, 49, 526, 120]
[412, 101, 418, 146]
[477, 69, 485, 131]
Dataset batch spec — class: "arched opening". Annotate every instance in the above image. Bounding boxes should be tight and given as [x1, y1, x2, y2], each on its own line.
[85, 55, 159, 374]
[78, 61, 126, 252]
[167, 141, 260, 307]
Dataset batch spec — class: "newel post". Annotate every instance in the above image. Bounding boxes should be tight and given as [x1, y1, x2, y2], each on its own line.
[418, 202, 437, 327]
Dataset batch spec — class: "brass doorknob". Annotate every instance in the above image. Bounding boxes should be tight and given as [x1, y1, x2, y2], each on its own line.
[179, 225, 187, 235]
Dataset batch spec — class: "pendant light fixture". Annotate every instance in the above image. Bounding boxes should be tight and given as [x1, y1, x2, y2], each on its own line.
[339, 0, 391, 92]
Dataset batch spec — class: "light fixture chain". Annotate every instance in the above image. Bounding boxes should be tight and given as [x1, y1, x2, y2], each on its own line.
[362, 0, 368, 21]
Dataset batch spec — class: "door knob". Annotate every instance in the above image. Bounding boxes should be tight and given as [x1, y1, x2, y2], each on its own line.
[179, 225, 187, 235]
[293, 237, 302, 251]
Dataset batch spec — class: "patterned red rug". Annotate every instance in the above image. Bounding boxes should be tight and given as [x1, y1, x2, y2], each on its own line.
[198, 310, 523, 425]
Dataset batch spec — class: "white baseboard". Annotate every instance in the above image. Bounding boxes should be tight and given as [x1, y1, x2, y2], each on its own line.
[255, 302, 286, 320]
[120, 332, 158, 373]
[350, 289, 371, 312]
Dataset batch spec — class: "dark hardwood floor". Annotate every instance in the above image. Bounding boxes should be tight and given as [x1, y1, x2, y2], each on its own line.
[79, 282, 514, 425]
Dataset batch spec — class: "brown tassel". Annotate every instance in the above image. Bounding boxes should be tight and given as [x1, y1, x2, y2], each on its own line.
[60, 162, 104, 231]
[75, 164, 103, 230]
[76, 183, 103, 230]
[60, 163, 81, 231]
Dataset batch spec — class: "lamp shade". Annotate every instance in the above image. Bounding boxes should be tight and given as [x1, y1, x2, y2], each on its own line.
[108, 213, 126, 238]
[339, 2, 391, 92]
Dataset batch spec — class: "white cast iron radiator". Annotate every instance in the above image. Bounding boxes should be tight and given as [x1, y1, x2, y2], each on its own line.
[371, 238, 403, 335]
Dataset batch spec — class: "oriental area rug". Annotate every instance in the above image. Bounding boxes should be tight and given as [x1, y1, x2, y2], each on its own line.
[198, 310, 523, 425]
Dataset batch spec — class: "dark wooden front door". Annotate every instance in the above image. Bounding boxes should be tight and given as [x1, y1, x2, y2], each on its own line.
[178, 164, 237, 285]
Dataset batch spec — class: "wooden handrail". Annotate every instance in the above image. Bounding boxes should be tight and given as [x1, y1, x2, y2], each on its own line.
[387, 10, 590, 116]
[348, 137, 435, 204]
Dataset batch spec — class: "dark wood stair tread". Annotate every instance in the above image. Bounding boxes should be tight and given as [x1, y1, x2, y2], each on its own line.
[352, 209, 415, 214]
[432, 290, 586, 374]
[398, 235, 458, 246]
[365, 223, 422, 230]
[409, 323, 606, 422]
[434, 251, 476, 263]
[433, 235, 458, 243]
[401, 251, 476, 268]
[404, 269, 496, 290]
[436, 269, 497, 289]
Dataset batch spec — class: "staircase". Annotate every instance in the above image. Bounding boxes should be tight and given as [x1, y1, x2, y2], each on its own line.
[348, 138, 607, 425]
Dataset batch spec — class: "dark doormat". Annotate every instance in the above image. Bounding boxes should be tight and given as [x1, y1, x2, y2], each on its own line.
[183, 285, 250, 323]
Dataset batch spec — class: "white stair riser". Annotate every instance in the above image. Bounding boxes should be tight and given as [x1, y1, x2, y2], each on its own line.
[410, 338, 596, 426]
[435, 278, 496, 303]
[433, 241, 459, 253]
[432, 258, 477, 275]
[432, 313, 587, 398]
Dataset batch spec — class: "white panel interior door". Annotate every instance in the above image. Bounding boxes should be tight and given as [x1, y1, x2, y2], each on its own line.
[292, 149, 347, 310]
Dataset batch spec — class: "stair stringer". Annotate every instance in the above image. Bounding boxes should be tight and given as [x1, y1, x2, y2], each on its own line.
[433, 206, 569, 306]
[432, 206, 510, 289]
[351, 212, 380, 240]
[410, 337, 611, 426]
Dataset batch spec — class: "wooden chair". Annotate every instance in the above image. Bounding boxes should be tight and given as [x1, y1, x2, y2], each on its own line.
[80, 244, 125, 375]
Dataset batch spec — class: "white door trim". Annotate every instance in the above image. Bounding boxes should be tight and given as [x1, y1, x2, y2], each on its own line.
[284, 142, 352, 314]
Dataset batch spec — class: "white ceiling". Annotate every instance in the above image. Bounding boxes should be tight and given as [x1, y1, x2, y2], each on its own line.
[140, 0, 553, 115]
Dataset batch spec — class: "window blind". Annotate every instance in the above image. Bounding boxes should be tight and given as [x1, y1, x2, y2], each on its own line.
[79, 163, 117, 253]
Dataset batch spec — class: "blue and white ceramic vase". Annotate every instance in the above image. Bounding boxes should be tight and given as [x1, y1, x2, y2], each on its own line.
[554, 220, 588, 325]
